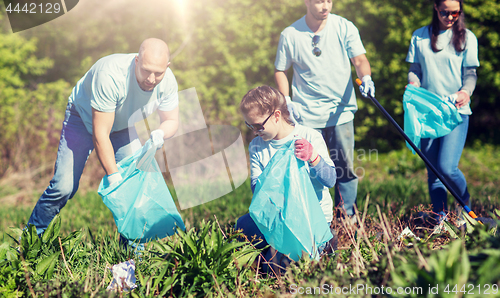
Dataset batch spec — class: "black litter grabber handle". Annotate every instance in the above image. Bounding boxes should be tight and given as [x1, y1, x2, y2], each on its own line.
[355, 79, 479, 219]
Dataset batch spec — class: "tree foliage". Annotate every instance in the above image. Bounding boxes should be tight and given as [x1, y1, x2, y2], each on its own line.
[0, 11, 71, 175]
[466, 0, 500, 143]
[347, 0, 500, 149]
[1, 0, 499, 177]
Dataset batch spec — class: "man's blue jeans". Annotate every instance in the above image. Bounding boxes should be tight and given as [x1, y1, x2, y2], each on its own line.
[420, 114, 470, 213]
[27, 103, 141, 236]
[321, 121, 358, 217]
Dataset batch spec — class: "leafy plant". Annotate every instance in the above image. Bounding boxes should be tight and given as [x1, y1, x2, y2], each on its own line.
[137, 220, 262, 296]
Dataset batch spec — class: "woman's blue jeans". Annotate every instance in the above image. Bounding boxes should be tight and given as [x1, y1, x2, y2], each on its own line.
[27, 104, 141, 236]
[420, 114, 470, 213]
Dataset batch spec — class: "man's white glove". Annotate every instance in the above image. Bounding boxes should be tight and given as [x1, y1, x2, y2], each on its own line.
[107, 172, 122, 185]
[150, 129, 164, 150]
[359, 75, 375, 98]
[285, 95, 301, 123]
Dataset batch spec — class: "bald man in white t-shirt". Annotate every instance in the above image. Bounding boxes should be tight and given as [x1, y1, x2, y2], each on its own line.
[26, 38, 179, 240]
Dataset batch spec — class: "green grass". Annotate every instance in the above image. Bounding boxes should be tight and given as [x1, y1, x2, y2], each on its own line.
[1, 145, 500, 297]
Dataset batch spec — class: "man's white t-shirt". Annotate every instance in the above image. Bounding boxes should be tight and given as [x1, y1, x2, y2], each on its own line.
[69, 53, 178, 134]
[275, 14, 366, 129]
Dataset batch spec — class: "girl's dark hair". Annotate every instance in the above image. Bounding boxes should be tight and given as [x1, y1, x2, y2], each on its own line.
[430, 0, 466, 52]
[240, 86, 294, 125]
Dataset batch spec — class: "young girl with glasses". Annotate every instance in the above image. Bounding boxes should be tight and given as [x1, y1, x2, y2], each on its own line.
[405, 0, 479, 224]
[235, 85, 337, 272]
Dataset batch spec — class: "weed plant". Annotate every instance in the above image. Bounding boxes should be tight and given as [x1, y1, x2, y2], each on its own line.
[1, 147, 500, 296]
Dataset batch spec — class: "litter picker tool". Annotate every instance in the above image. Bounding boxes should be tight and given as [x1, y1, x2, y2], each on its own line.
[355, 78, 495, 226]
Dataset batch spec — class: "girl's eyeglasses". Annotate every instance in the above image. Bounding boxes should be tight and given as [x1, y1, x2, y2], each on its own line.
[439, 10, 461, 18]
[245, 111, 275, 132]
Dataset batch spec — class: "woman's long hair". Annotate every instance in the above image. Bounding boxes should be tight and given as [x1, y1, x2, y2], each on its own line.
[429, 0, 467, 52]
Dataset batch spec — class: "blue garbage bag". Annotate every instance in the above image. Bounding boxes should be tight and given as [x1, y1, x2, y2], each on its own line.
[98, 139, 185, 243]
[249, 140, 333, 261]
[403, 85, 463, 153]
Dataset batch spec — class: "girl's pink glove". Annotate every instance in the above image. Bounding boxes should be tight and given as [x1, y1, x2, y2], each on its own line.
[294, 138, 314, 161]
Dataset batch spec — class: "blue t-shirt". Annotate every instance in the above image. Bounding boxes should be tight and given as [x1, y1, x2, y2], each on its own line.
[69, 53, 179, 134]
[275, 14, 366, 129]
[406, 26, 479, 115]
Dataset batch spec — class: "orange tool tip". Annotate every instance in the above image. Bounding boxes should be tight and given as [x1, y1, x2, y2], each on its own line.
[468, 211, 485, 225]
[355, 78, 362, 86]
[468, 211, 478, 219]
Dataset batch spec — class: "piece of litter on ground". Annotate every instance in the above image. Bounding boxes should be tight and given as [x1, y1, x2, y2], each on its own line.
[398, 227, 421, 241]
[106, 259, 138, 292]
[431, 221, 446, 235]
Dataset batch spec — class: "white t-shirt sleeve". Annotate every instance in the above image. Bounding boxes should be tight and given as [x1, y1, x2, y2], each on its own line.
[406, 31, 419, 64]
[90, 70, 120, 113]
[463, 30, 480, 68]
[309, 131, 334, 167]
[158, 70, 179, 111]
[249, 140, 264, 188]
[274, 32, 293, 71]
[343, 20, 366, 59]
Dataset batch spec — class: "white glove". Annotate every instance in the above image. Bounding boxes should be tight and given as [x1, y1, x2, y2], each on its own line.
[150, 129, 164, 150]
[359, 75, 375, 98]
[445, 93, 458, 105]
[107, 172, 122, 185]
[285, 95, 301, 122]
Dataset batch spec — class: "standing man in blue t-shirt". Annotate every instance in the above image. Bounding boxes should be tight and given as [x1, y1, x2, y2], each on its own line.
[26, 38, 179, 240]
[274, 0, 375, 220]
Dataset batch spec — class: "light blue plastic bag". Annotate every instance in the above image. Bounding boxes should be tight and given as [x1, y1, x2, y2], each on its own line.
[403, 85, 463, 153]
[249, 140, 333, 261]
[98, 139, 185, 243]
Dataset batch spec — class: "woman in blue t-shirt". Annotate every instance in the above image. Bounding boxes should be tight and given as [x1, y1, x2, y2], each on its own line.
[406, 0, 479, 222]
